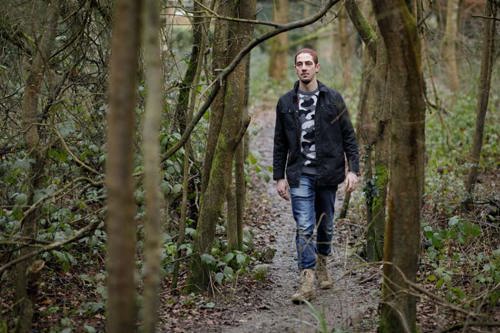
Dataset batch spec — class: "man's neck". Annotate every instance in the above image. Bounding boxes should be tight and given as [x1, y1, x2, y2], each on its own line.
[298, 79, 318, 92]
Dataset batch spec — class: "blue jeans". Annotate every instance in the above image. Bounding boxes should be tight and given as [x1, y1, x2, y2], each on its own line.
[290, 174, 337, 270]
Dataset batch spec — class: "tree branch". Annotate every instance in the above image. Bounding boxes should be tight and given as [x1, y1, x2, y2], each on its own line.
[0, 215, 104, 275]
[472, 15, 500, 22]
[193, 0, 281, 28]
[0, 23, 33, 56]
[345, 0, 378, 61]
[18, 176, 100, 227]
[53, 127, 100, 175]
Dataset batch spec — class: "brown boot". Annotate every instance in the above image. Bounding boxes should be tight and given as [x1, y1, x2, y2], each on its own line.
[291, 269, 315, 304]
[316, 255, 333, 289]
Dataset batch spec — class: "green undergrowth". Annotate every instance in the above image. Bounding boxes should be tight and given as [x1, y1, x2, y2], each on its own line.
[421, 90, 499, 313]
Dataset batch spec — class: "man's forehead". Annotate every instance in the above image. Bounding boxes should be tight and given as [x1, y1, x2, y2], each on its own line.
[296, 53, 314, 62]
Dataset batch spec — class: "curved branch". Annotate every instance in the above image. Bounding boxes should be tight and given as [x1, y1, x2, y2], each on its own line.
[54, 127, 100, 175]
[0, 214, 104, 275]
[163, 0, 341, 161]
[19, 176, 100, 226]
[193, 0, 282, 28]
[345, 0, 378, 61]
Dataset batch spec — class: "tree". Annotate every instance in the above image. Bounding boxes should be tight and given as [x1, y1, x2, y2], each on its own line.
[370, 0, 426, 332]
[268, 0, 289, 81]
[173, 0, 206, 133]
[105, 0, 142, 332]
[464, 1, 497, 205]
[201, 0, 232, 194]
[441, 0, 461, 94]
[345, 0, 389, 261]
[15, 2, 60, 332]
[190, 0, 253, 291]
[172, 0, 210, 291]
[141, 0, 163, 330]
[226, 0, 256, 250]
[338, 7, 353, 88]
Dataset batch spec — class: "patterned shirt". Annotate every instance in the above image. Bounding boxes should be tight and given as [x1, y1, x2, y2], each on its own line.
[298, 89, 319, 174]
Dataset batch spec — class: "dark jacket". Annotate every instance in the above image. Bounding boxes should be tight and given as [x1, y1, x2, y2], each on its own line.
[273, 80, 360, 188]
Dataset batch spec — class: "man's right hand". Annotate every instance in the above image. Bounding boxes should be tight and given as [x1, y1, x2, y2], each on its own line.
[276, 179, 290, 201]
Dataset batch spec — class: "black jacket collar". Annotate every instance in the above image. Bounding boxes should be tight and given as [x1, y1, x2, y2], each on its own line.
[292, 80, 329, 97]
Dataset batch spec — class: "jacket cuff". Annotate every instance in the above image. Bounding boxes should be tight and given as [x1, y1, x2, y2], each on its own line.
[347, 160, 360, 176]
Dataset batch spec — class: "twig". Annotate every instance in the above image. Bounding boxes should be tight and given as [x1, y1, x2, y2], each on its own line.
[18, 176, 100, 226]
[193, 0, 281, 28]
[0, 216, 104, 275]
[438, 321, 500, 333]
[335, 260, 491, 320]
[379, 261, 489, 319]
[471, 15, 500, 22]
[53, 126, 100, 175]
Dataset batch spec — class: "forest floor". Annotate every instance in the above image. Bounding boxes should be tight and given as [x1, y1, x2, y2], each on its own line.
[160, 102, 381, 332]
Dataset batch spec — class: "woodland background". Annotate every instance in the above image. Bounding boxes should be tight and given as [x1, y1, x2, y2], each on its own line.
[0, 0, 499, 332]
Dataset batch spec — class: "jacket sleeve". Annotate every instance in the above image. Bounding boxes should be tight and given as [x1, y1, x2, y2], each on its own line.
[273, 98, 288, 180]
[338, 95, 360, 175]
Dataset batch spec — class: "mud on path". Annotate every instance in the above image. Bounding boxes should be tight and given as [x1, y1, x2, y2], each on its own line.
[217, 103, 380, 333]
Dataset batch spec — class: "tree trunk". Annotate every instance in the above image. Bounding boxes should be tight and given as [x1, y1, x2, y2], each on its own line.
[268, 0, 288, 81]
[227, 0, 255, 251]
[235, 57, 252, 248]
[173, 0, 206, 133]
[464, 1, 497, 204]
[371, 1, 426, 332]
[226, 165, 239, 250]
[441, 0, 460, 93]
[141, 0, 163, 331]
[338, 8, 352, 88]
[201, 0, 231, 193]
[346, 0, 389, 261]
[105, 0, 142, 332]
[367, 41, 390, 262]
[172, 0, 209, 290]
[15, 2, 59, 332]
[190, 0, 254, 290]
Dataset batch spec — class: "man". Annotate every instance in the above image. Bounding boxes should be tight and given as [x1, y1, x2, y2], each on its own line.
[273, 48, 360, 304]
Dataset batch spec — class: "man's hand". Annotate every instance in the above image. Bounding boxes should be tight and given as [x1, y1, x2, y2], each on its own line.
[276, 179, 290, 201]
[344, 172, 359, 193]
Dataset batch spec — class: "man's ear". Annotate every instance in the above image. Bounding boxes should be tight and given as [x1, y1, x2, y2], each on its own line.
[316, 63, 320, 73]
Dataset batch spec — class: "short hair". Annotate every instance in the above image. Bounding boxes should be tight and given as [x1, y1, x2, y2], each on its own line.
[294, 48, 319, 65]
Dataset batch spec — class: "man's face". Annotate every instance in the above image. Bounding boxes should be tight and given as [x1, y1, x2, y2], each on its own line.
[295, 53, 320, 85]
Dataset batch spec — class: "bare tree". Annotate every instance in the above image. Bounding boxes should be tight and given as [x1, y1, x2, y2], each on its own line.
[441, 0, 461, 93]
[268, 0, 289, 81]
[226, 0, 256, 250]
[371, 0, 426, 331]
[105, 0, 142, 332]
[141, 0, 164, 331]
[464, 0, 497, 205]
[190, 0, 245, 291]
[345, 0, 388, 261]
[201, 0, 231, 194]
[172, 0, 211, 290]
[338, 7, 353, 88]
[15, 2, 60, 332]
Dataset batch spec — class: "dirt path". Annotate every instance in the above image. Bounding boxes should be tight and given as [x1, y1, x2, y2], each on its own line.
[219, 105, 380, 332]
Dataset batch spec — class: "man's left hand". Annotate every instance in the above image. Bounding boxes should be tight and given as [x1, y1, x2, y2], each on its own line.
[345, 172, 359, 193]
